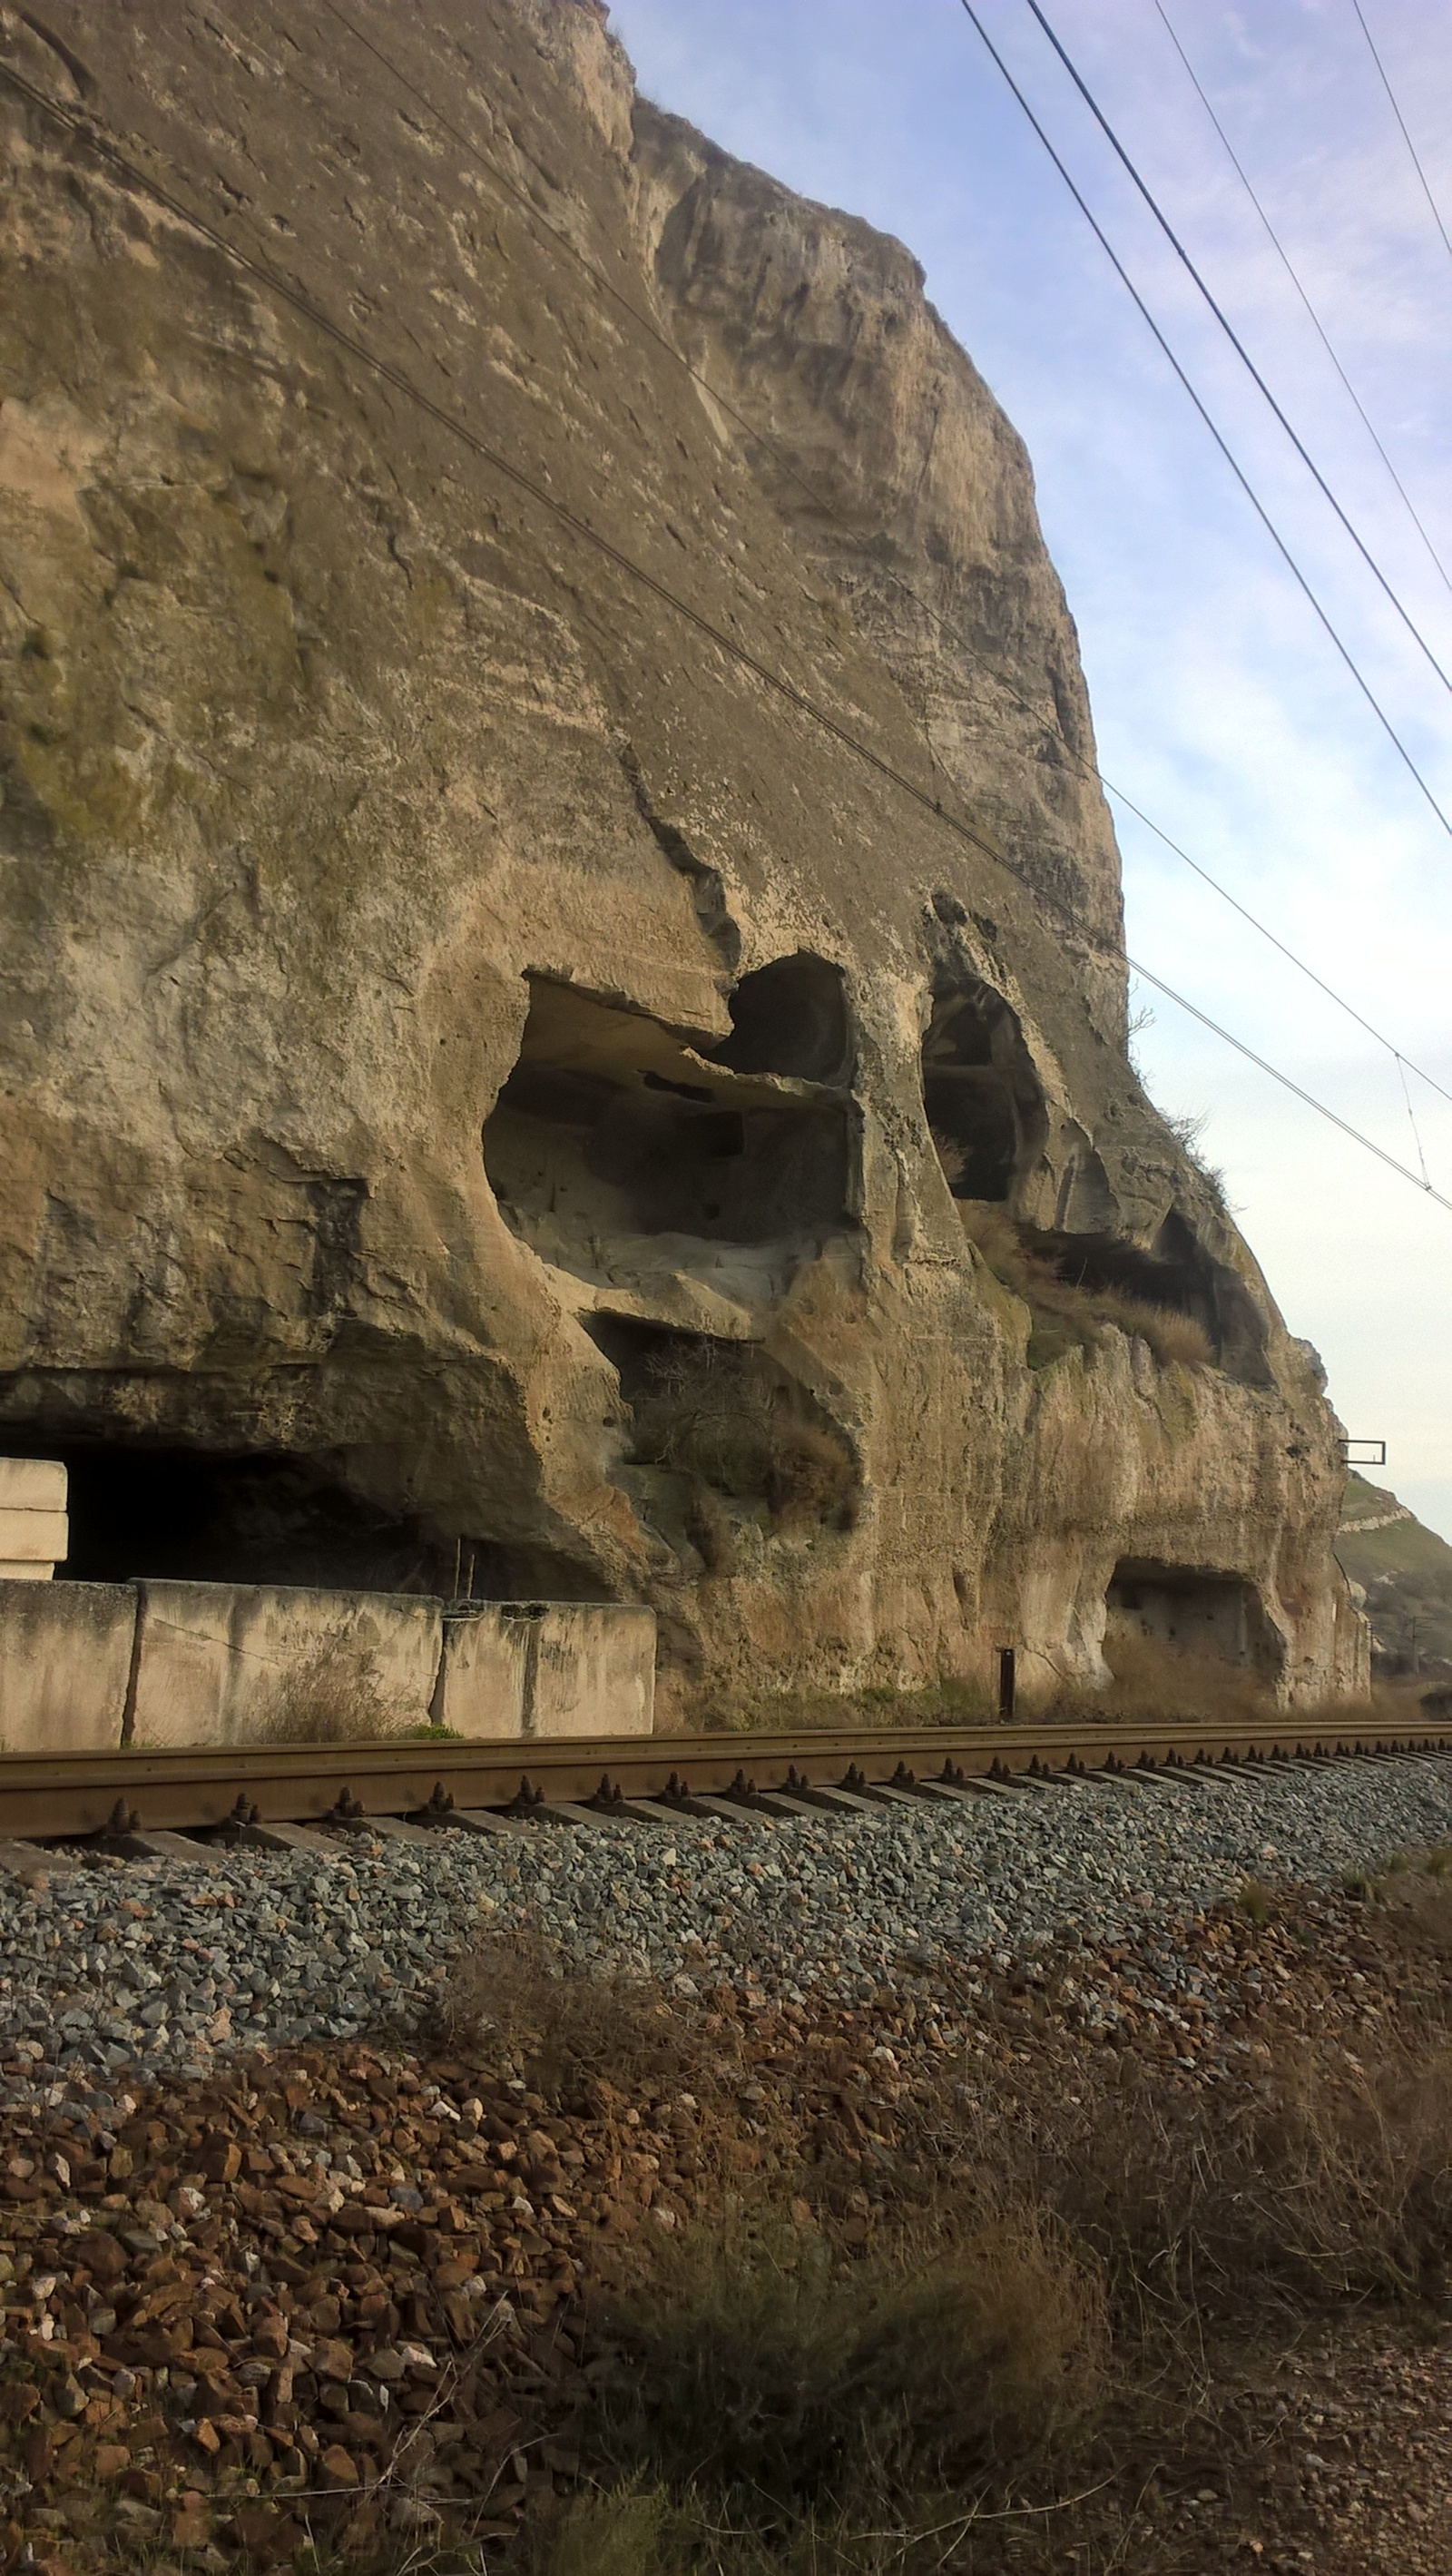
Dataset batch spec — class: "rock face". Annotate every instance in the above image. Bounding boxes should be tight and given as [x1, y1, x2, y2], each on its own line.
[1337, 1475, 1452, 1683]
[0, 0, 1366, 1716]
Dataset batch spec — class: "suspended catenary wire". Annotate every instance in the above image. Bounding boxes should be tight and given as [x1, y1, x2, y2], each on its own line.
[1350, 0, 1452, 268]
[957, 0, 1452, 842]
[1127, 963, 1452, 1214]
[1153, 0, 1452, 597]
[0, 52, 1446, 1224]
[1023, 0, 1452, 694]
[298, 0, 1452, 1119]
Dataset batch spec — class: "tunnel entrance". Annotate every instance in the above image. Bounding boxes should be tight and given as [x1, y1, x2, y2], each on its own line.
[921, 973, 1046, 1204]
[0, 1439, 448, 1592]
[483, 975, 852, 1288]
[1105, 1559, 1282, 1680]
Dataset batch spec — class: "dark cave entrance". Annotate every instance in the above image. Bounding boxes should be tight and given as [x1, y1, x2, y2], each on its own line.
[714, 952, 854, 1086]
[921, 973, 1046, 1204]
[483, 973, 852, 1282]
[1022, 1224, 1213, 1332]
[0, 1437, 447, 1592]
[1105, 1558, 1282, 1679]
[1013, 1210, 1270, 1382]
[0, 1432, 612, 1601]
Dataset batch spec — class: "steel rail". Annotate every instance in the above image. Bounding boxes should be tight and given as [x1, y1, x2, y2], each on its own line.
[2, 1717, 1448, 1842]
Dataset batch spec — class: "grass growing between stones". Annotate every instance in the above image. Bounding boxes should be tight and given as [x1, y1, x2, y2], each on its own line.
[507, 1865, 1452, 2574]
[433, 1926, 730, 2105]
[11, 1853, 1452, 2576]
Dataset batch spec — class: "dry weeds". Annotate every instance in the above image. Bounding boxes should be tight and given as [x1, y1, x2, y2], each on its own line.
[257, 1635, 403, 1745]
[512, 1864, 1452, 2573]
[956, 1199, 1214, 1373]
[562, 2200, 1104, 2567]
[431, 1924, 729, 2104]
[630, 1343, 857, 1532]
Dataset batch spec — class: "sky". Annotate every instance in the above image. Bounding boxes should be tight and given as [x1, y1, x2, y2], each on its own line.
[605, 0, 1452, 1543]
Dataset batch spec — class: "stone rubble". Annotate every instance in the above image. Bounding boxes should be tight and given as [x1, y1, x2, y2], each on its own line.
[0, 1755, 1447, 2569]
[1, 1755, 1450, 2089]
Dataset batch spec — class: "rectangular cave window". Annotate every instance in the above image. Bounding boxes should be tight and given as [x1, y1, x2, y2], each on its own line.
[1105, 1559, 1282, 1683]
[483, 978, 849, 1283]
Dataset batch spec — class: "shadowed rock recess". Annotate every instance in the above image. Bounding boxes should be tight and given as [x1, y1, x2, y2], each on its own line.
[0, 0, 1366, 1716]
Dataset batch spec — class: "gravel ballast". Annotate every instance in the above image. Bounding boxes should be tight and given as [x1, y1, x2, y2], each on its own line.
[3, 1753, 1451, 2090]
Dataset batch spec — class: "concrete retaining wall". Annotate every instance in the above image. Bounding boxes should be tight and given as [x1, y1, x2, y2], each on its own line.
[0, 1580, 138, 1755]
[0, 1577, 657, 1752]
[435, 1601, 656, 1739]
[127, 1581, 446, 1750]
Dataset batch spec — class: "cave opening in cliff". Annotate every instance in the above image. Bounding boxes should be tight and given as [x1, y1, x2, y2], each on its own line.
[483, 976, 851, 1285]
[586, 1313, 858, 1534]
[0, 1433, 613, 1602]
[922, 973, 1046, 1204]
[713, 952, 854, 1086]
[0, 1440, 448, 1592]
[1011, 1209, 1270, 1382]
[1105, 1559, 1282, 1681]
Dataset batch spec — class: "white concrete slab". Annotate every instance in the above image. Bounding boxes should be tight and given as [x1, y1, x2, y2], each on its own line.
[127, 1580, 444, 1749]
[435, 1601, 655, 1740]
[0, 1579, 136, 1753]
[0, 1460, 66, 1510]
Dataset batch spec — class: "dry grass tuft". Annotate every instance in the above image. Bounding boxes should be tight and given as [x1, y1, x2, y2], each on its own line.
[258, 1636, 402, 1745]
[937, 2019, 1452, 2330]
[630, 1343, 857, 1531]
[584, 2200, 1105, 2535]
[956, 1200, 1214, 1372]
[431, 1926, 723, 2104]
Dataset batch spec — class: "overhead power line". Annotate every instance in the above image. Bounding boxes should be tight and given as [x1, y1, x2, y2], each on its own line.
[1350, 0, 1452, 267]
[957, 0, 1452, 843]
[1129, 961, 1452, 1214]
[1153, 0, 1452, 599]
[292, 0, 1452, 1120]
[0, 54, 1446, 1223]
[1023, 0, 1452, 696]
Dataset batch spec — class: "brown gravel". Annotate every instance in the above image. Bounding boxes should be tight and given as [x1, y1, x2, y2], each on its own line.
[0, 1874, 1447, 2572]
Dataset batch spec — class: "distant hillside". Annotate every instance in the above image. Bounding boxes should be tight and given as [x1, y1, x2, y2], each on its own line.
[1337, 1474, 1452, 1679]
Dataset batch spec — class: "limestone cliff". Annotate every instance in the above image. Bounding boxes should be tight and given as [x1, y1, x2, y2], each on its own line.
[0, 0, 1366, 1714]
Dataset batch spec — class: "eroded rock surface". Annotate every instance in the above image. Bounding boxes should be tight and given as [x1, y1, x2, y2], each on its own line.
[0, 0, 1365, 1713]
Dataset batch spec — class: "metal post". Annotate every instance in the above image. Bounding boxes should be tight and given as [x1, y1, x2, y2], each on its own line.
[997, 1647, 1016, 1722]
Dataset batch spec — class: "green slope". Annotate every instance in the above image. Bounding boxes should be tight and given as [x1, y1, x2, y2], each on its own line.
[1336, 1472, 1452, 1679]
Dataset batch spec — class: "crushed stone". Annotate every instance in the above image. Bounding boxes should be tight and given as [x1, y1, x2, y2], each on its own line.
[2, 1755, 1451, 2089]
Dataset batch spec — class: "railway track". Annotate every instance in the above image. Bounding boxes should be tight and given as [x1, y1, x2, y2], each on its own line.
[3, 1710, 1449, 1848]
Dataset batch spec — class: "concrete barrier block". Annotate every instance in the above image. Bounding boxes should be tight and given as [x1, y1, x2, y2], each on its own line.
[0, 1509, 68, 1575]
[533, 1602, 655, 1737]
[0, 1460, 66, 1510]
[0, 1579, 135, 1754]
[437, 1600, 655, 1739]
[433, 1608, 532, 1740]
[128, 1581, 445, 1748]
